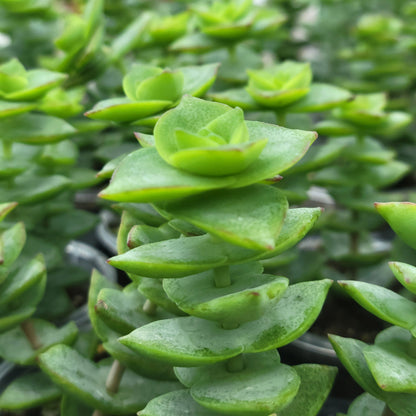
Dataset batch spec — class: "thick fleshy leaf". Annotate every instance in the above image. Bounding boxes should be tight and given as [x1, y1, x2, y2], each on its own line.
[0, 254, 45, 306]
[389, 261, 416, 295]
[84, 97, 171, 123]
[109, 208, 321, 278]
[0, 202, 18, 222]
[88, 269, 119, 342]
[312, 160, 409, 189]
[0, 100, 36, 119]
[231, 121, 317, 187]
[0, 174, 70, 205]
[345, 393, 385, 416]
[0, 113, 75, 144]
[190, 351, 300, 416]
[135, 71, 183, 102]
[38, 345, 181, 415]
[338, 280, 416, 333]
[120, 316, 244, 367]
[4, 69, 67, 101]
[159, 185, 288, 250]
[47, 210, 98, 238]
[285, 137, 350, 175]
[344, 136, 395, 164]
[286, 83, 353, 113]
[0, 372, 61, 410]
[139, 389, 225, 416]
[375, 202, 416, 250]
[169, 33, 221, 53]
[314, 120, 356, 137]
[363, 342, 416, 393]
[0, 319, 78, 365]
[61, 395, 92, 416]
[180, 63, 219, 96]
[95, 283, 172, 335]
[279, 364, 338, 416]
[137, 277, 185, 316]
[103, 338, 176, 380]
[329, 335, 416, 416]
[208, 87, 259, 110]
[39, 140, 78, 166]
[120, 280, 331, 366]
[163, 266, 288, 325]
[329, 335, 385, 400]
[0, 222, 26, 282]
[128, 224, 180, 248]
[100, 147, 234, 203]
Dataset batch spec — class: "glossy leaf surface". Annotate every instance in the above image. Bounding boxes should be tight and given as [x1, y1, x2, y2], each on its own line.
[159, 185, 288, 250]
[375, 202, 416, 250]
[38, 345, 181, 415]
[0, 319, 78, 364]
[0, 372, 61, 410]
[163, 266, 288, 325]
[120, 280, 331, 366]
[389, 261, 416, 295]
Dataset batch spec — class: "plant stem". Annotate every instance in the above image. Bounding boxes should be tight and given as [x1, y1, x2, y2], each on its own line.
[2, 141, 12, 159]
[382, 405, 397, 416]
[226, 354, 245, 372]
[214, 266, 231, 288]
[21, 320, 42, 350]
[407, 336, 416, 358]
[143, 299, 157, 315]
[275, 111, 286, 126]
[105, 360, 125, 394]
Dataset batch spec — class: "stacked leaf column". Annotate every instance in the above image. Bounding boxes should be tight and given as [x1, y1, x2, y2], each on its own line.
[86, 96, 337, 415]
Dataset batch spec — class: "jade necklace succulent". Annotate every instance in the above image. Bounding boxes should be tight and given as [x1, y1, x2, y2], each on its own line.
[78, 96, 338, 415]
[330, 202, 416, 416]
[312, 92, 411, 282]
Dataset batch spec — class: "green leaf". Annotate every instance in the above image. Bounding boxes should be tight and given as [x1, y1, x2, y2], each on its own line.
[163, 265, 288, 325]
[84, 97, 171, 123]
[61, 395, 93, 416]
[103, 338, 176, 380]
[185, 351, 300, 416]
[286, 83, 353, 113]
[47, 210, 98, 238]
[0, 174, 70, 205]
[135, 71, 183, 102]
[4, 69, 67, 101]
[100, 147, 234, 203]
[109, 208, 321, 278]
[0, 254, 45, 306]
[389, 261, 416, 295]
[38, 345, 181, 415]
[180, 63, 219, 96]
[375, 202, 416, 250]
[338, 280, 416, 332]
[39, 140, 78, 166]
[329, 335, 385, 400]
[315, 120, 356, 137]
[0, 319, 78, 365]
[0, 202, 18, 222]
[169, 33, 221, 53]
[345, 393, 385, 416]
[159, 185, 288, 250]
[208, 87, 259, 110]
[363, 342, 416, 393]
[0, 100, 36, 119]
[139, 389, 225, 416]
[230, 121, 317, 187]
[278, 364, 338, 416]
[0, 372, 61, 410]
[0, 222, 26, 283]
[120, 280, 331, 366]
[96, 284, 172, 335]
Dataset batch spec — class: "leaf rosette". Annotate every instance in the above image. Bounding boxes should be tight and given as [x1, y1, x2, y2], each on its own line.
[246, 61, 312, 108]
[85, 64, 218, 124]
[154, 96, 267, 176]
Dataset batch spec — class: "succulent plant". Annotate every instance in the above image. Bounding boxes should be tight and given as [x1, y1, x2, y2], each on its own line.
[330, 202, 416, 416]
